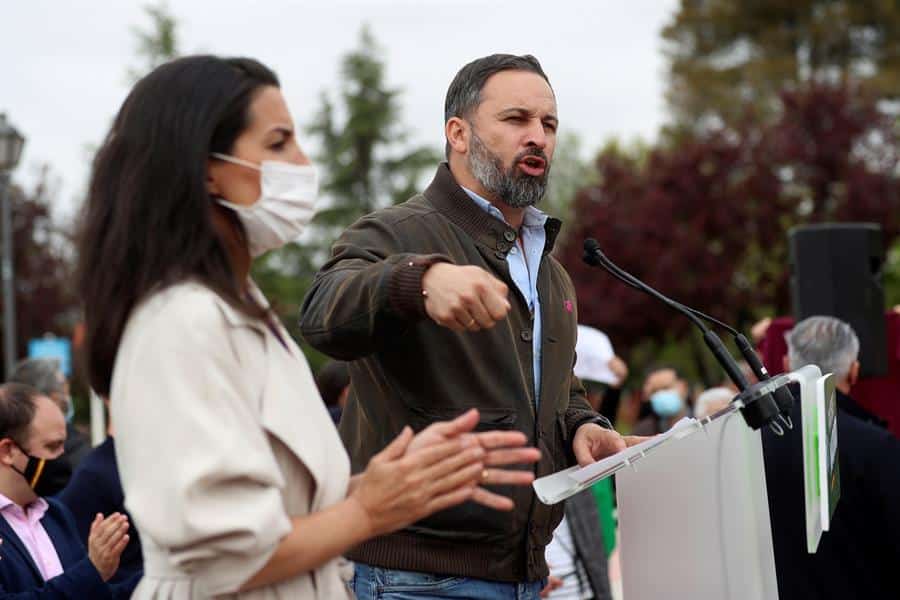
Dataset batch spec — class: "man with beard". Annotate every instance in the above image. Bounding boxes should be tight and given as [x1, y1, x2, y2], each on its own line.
[301, 54, 624, 599]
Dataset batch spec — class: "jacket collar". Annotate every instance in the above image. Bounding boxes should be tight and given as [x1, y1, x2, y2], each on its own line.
[423, 163, 562, 259]
[212, 280, 270, 333]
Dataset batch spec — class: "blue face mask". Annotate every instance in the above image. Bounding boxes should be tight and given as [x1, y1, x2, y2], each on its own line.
[650, 389, 684, 417]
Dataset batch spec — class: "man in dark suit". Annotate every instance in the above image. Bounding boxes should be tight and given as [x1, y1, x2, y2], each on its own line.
[8, 359, 91, 496]
[0, 383, 138, 598]
[58, 396, 143, 585]
[764, 316, 900, 599]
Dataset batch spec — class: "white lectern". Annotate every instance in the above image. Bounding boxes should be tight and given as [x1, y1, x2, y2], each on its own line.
[534, 366, 837, 600]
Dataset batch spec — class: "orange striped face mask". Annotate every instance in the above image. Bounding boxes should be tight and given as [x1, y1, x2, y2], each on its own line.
[11, 444, 52, 490]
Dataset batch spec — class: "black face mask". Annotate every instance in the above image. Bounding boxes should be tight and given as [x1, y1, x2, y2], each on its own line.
[11, 445, 67, 496]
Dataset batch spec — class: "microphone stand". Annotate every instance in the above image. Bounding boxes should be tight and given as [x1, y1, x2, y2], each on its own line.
[582, 238, 787, 432]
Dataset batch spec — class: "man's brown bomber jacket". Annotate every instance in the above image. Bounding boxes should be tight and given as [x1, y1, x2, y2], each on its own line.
[299, 163, 609, 583]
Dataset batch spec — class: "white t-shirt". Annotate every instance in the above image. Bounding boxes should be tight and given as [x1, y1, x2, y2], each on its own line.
[545, 515, 593, 599]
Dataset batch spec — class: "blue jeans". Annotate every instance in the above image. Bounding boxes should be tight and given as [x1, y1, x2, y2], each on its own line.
[351, 562, 546, 600]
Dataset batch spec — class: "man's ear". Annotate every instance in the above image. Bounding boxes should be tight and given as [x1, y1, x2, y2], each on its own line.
[445, 117, 470, 156]
[782, 355, 790, 374]
[848, 360, 860, 387]
[0, 439, 18, 467]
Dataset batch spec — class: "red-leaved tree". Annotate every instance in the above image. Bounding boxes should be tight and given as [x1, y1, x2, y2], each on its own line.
[559, 83, 900, 382]
[0, 167, 78, 376]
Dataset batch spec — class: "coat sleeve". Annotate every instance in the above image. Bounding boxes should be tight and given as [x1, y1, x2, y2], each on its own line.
[0, 558, 110, 600]
[299, 213, 451, 360]
[111, 288, 292, 596]
[564, 373, 612, 444]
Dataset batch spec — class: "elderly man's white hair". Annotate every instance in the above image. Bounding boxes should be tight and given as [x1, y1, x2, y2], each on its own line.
[786, 316, 860, 380]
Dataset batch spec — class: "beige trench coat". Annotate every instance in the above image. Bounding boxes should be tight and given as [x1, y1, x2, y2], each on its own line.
[110, 282, 353, 599]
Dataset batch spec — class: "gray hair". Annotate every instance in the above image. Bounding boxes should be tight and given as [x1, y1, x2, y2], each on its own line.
[786, 316, 860, 380]
[695, 387, 734, 419]
[443, 54, 552, 158]
[8, 358, 65, 397]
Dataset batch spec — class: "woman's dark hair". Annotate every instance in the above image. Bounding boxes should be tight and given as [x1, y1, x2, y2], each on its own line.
[76, 55, 279, 395]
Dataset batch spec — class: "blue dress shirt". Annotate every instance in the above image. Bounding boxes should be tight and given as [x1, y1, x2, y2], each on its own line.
[462, 187, 548, 406]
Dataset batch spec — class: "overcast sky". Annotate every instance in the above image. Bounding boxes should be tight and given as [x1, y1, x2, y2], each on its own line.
[4, 0, 677, 220]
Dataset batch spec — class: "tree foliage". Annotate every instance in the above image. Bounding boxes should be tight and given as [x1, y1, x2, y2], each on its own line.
[306, 26, 439, 236]
[128, 2, 179, 82]
[0, 169, 78, 375]
[663, 0, 900, 131]
[560, 83, 900, 383]
[255, 26, 439, 370]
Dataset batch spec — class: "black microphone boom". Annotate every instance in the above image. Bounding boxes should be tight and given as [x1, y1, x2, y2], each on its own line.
[584, 239, 794, 425]
[582, 238, 783, 431]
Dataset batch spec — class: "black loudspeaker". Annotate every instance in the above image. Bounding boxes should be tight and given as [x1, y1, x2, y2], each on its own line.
[789, 223, 887, 378]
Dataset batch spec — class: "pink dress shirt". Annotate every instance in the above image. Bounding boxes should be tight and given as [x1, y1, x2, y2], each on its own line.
[0, 493, 64, 581]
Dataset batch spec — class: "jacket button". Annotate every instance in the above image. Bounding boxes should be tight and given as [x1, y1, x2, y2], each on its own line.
[495, 251, 506, 260]
[504, 230, 517, 242]
[497, 241, 510, 252]
[521, 329, 533, 342]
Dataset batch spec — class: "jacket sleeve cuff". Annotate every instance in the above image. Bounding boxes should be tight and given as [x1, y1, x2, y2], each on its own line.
[45, 557, 111, 598]
[566, 410, 613, 443]
[387, 254, 452, 320]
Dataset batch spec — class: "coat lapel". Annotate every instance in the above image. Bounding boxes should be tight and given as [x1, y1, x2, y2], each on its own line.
[258, 325, 350, 509]
[0, 513, 43, 584]
[215, 281, 351, 511]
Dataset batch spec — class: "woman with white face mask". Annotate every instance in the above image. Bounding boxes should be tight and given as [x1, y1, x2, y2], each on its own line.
[75, 55, 539, 599]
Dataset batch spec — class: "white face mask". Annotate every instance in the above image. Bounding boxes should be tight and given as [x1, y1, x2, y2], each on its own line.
[210, 153, 318, 257]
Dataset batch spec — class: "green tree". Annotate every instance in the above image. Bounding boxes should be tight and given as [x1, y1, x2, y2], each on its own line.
[1, 168, 78, 377]
[128, 1, 179, 82]
[544, 132, 596, 228]
[254, 26, 440, 370]
[663, 1, 900, 132]
[306, 26, 439, 238]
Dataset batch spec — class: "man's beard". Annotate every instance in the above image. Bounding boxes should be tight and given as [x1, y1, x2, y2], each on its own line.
[467, 130, 550, 209]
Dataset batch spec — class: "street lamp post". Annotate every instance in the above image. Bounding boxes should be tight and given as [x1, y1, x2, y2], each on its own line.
[0, 114, 26, 377]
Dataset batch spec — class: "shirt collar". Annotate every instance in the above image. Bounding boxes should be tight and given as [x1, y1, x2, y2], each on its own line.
[461, 187, 549, 229]
[0, 492, 49, 522]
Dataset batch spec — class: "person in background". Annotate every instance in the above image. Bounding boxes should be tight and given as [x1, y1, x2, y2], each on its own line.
[784, 317, 885, 428]
[59, 396, 143, 584]
[693, 387, 733, 419]
[315, 361, 350, 425]
[8, 358, 91, 495]
[631, 366, 689, 436]
[574, 325, 628, 425]
[764, 316, 900, 598]
[0, 383, 138, 598]
[541, 489, 612, 600]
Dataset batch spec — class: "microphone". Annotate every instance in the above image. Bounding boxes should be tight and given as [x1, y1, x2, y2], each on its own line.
[671, 308, 794, 430]
[583, 239, 794, 429]
[582, 238, 784, 431]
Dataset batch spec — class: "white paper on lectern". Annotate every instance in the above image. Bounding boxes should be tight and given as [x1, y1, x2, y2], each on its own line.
[533, 416, 701, 505]
[570, 417, 696, 484]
